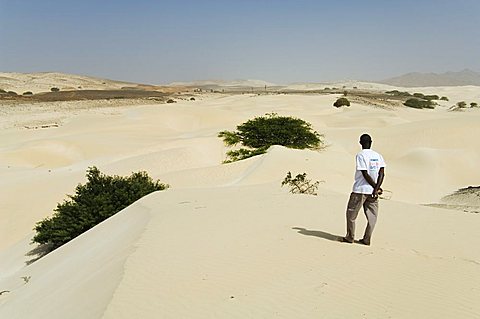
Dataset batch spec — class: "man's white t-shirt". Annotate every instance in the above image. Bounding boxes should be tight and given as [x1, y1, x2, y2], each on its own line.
[352, 149, 386, 194]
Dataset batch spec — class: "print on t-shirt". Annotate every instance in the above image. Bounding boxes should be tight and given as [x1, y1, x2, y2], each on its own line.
[369, 158, 380, 170]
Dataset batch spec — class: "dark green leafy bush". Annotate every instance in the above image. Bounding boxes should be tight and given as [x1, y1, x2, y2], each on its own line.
[219, 113, 323, 162]
[404, 98, 435, 109]
[50, 87, 60, 92]
[456, 101, 467, 108]
[423, 95, 439, 101]
[333, 97, 350, 107]
[440, 96, 449, 101]
[471, 102, 478, 108]
[413, 93, 425, 99]
[33, 167, 168, 251]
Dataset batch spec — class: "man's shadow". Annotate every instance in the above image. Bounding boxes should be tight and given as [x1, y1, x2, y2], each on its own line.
[292, 227, 341, 242]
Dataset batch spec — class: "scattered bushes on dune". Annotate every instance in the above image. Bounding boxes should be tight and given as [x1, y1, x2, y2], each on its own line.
[33, 167, 168, 252]
[218, 113, 323, 163]
[333, 97, 350, 107]
[385, 90, 411, 97]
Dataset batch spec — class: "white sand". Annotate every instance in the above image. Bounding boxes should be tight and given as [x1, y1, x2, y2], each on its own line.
[1, 83, 479, 318]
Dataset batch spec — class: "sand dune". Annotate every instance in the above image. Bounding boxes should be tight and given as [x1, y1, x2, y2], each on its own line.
[1, 86, 479, 318]
[0, 72, 137, 94]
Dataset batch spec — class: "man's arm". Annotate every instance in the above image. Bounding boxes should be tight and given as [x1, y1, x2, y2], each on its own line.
[361, 170, 376, 189]
[361, 167, 385, 198]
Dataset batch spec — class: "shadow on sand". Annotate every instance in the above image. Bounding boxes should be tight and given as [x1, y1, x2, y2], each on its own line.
[292, 227, 342, 242]
[25, 243, 53, 265]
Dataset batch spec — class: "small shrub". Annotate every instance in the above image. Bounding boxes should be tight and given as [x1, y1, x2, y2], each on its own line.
[7, 91, 18, 96]
[282, 172, 320, 195]
[404, 98, 435, 109]
[470, 102, 478, 108]
[413, 93, 425, 99]
[219, 113, 323, 162]
[333, 97, 350, 107]
[386, 90, 411, 97]
[33, 167, 168, 252]
[423, 95, 439, 101]
[457, 101, 467, 108]
[343, 91, 348, 96]
[166, 99, 176, 103]
[23, 91, 33, 96]
[440, 96, 449, 101]
[190, 97, 195, 101]
[50, 87, 60, 92]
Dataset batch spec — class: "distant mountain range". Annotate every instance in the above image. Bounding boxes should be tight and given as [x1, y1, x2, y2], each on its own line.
[380, 69, 480, 87]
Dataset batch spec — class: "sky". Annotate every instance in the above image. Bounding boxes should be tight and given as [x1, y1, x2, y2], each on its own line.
[1, 0, 479, 84]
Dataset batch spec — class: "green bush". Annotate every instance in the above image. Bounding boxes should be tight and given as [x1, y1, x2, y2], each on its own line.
[423, 95, 439, 101]
[333, 97, 350, 107]
[385, 90, 411, 97]
[166, 99, 176, 103]
[23, 91, 33, 96]
[456, 101, 467, 108]
[470, 102, 478, 108]
[219, 113, 323, 162]
[413, 93, 425, 99]
[440, 96, 449, 101]
[50, 87, 60, 92]
[404, 98, 435, 109]
[33, 167, 168, 251]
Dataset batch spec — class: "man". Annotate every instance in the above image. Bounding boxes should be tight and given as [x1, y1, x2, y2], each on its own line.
[342, 134, 385, 246]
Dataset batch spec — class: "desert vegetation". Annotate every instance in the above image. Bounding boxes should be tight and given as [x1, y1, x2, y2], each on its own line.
[282, 172, 320, 195]
[33, 167, 168, 252]
[218, 113, 323, 163]
[404, 98, 436, 109]
[333, 97, 350, 107]
[385, 90, 411, 97]
[50, 87, 60, 92]
[449, 101, 479, 111]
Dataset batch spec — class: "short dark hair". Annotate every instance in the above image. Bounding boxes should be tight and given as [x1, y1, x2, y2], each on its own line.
[360, 134, 372, 145]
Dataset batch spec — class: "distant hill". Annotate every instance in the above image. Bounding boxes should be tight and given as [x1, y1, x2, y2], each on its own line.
[380, 69, 480, 87]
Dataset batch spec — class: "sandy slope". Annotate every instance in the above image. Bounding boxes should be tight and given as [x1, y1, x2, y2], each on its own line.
[1, 88, 479, 318]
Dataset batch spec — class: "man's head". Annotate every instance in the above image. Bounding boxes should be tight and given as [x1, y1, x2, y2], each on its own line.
[360, 134, 372, 149]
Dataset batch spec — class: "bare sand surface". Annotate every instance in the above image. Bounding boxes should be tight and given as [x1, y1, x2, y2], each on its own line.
[1, 84, 479, 318]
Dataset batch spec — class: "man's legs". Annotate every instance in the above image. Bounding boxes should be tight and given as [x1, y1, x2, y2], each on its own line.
[361, 197, 379, 244]
[345, 193, 364, 242]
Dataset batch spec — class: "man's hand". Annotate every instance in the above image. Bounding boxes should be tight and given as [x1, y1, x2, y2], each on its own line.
[372, 187, 383, 199]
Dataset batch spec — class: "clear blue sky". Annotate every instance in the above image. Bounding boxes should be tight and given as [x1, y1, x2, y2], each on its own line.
[1, 0, 479, 84]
